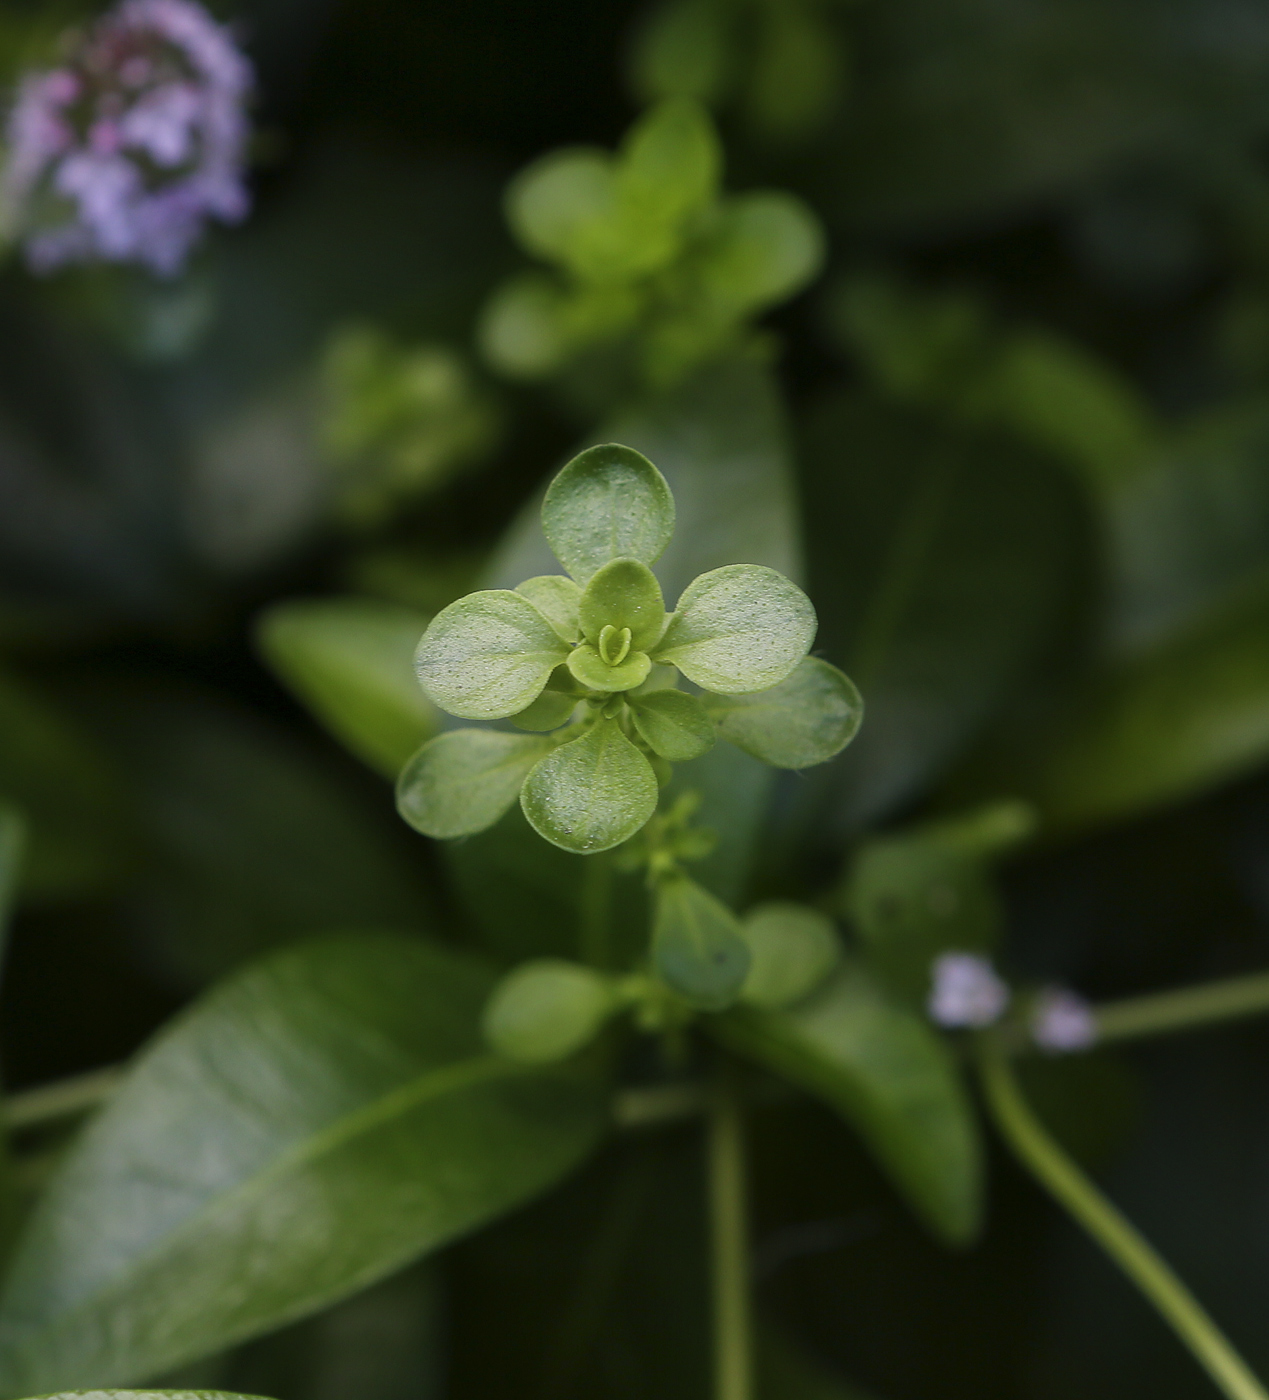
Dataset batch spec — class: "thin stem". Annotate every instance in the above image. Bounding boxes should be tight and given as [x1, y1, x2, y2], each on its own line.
[1094, 971, 1269, 1045]
[580, 851, 613, 969]
[4, 1064, 125, 1131]
[708, 1056, 753, 1400]
[977, 1037, 1269, 1400]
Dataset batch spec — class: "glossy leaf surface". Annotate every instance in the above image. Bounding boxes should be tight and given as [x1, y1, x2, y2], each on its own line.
[628, 688, 716, 761]
[521, 720, 659, 853]
[656, 565, 816, 693]
[652, 876, 751, 1009]
[715, 959, 982, 1244]
[413, 590, 568, 720]
[0, 937, 607, 1393]
[255, 597, 435, 779]
[707, 657, 862, 768]
[396, 730, 550, 839]
[541, 444, 675, 584]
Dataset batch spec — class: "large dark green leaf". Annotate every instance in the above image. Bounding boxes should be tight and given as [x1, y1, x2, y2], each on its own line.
[799, 392, 1082, 835]
[713, 959, 982, 1245]
[255, 597, 436, 779]
[0, 936, 608, 1394]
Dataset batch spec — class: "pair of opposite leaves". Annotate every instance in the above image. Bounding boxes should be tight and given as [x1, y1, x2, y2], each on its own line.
[398, 443, 862, 855]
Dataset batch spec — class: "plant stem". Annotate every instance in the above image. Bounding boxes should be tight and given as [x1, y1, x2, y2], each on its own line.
[1094, 971, 1269, 1045]
[977, 1037, 1269, 1400]
[580, 851, 613, 968]
[708, 1056, 753, 1400]
[4, 1064, 125, 1131]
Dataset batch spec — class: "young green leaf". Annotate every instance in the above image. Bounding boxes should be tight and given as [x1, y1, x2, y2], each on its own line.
[255, 597, 437, 779]
[0, 937, 607, 1394]
[628, 688, 716, 761]
[655, 564, 816, 693]
[521, 719, 659, 853]
[697, 191, 825, 317]
[505, 147, 618, 274]
[577, 557, 667, 651]
[483, 959, 619, 1063]
[739, 902, 840, 1009]
[706, 656, 862, 767]
[541, 444, 676, 583]
[510, 684, 580, 732]
[515, 575, 583, 643]
[618, 97, 720, 236]
[713, 959, 983, 1244]
[414, 589, 569, 720]
[652, 875, 751, 1009]
[397, 730, 551, 839]
[566, 643, 653, 693]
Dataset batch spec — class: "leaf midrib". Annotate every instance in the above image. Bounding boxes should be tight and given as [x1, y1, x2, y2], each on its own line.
[0, 1053, 524, 1354]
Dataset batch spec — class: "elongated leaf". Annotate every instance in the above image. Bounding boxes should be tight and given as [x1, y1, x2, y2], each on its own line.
[656, 565, 816, 693]
[521, 720, 658, 853]
[414, 590, 568, 720]
[713, 959, 982, 1244]
[652, 875, 751, 1009]
[255, 598, 436, 779]
[628, 689, 716, 761]
[0, 936, 607, 1393]
[706, 657, 862, 768]
[397, 731, 551, 839]
[541, 445, 676, 583]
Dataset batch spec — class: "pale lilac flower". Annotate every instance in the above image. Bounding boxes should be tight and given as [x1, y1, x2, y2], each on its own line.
[3, 0, 252, 276]
[927, 952, 1010, 1029]
[1030, 987, 1098, 1053]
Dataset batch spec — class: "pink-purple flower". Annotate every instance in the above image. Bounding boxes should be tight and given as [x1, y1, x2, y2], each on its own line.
[3, 0, 252, 276]
[1030, 987, 1098, 1053]
[927, 951, 1011, 1029]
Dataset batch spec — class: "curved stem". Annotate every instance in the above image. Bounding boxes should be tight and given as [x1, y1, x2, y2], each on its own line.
[977, 1037, 1269, 1400]
[708, 1056, 753, 1400]
[1094, 972, 1269, 1045]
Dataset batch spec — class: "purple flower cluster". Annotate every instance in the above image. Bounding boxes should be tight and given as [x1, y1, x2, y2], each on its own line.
[4, 0, 252, 276]
[927, 951, 1010, 1029]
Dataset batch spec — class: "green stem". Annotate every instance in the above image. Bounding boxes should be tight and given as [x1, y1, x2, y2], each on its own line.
[708, 1056, 753, 1400]
[4, 1064, 125, 1131]
[977, 1037, 1269, 1400]
[1094, 971, 1269, 1045]
[580, 852, 613, 968]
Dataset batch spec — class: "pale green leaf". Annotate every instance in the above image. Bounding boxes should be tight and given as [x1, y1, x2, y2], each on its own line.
[618, 97, 721, 233]
[698, 192, 825, 316]
[706, 657, 862, 768]
[566, 643, 652, 692]
[655, 564, 816, 693]
[510, 684, 580, 733]
[477, 272, 575, 379]
[413, 589, 568, 720]
[482, 959, 618, 1063]
[541, 444, 676, 584]
[577, 557, 667, 651]
[628, 689, 716, 761]
[521, 720, 659, 853]
[714, 959, 983, 1244]
[652, 875, 751, 1009]
[255, 597, 436, 779]
[505, 148, 618, 270]
[0, 937, 607, 1393]
[515, 575, 583, 643]
[740, 902, 840, 1010]
[396, 730, 550, 839]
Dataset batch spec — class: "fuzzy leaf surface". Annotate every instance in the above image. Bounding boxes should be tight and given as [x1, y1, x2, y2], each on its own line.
[396, 730, 551, 839]
[521, 720, 658, 853]
[413, 590, 568, 720]
[707, 657, 863, 768]
[541, 445, 675, 584]
[656, 565, 816, 693]
[0, 937, 607, 1393]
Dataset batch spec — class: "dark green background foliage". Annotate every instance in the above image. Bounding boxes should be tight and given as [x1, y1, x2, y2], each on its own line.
[5, 0, 1269, 1398]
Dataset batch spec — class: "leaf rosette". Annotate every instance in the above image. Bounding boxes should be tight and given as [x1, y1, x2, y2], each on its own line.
[400, 443, 862, 853]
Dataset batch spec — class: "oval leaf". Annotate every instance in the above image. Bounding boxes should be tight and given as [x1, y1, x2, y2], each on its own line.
[0, 937, 607, 1393]
[255, 597, 436, 779]
[713, 959, 983, 1244]
[577, 557, 667, 651]
[397, 730, 551, 839]
[566, 643, 652, 693]
[515, 575, 583, 643]
[521, 720, 658, 853]
[628, 689, 716, 761]
[510, 684, 579, 733]
[652, 875, 751, 1009]
[541, 444, 676, 583]
[655, 565, 816, 693]
[482, 959, 618, 1063]
[740, 902, 840, 1010]
[414, 590, 568, 721]
[706, 656, 863, 768]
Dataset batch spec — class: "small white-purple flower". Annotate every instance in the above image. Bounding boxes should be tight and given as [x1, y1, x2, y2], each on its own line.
[1030, 987, 1098, 1053]
[3, 0, 252, 276]
[927, 951, 1010, 1029]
